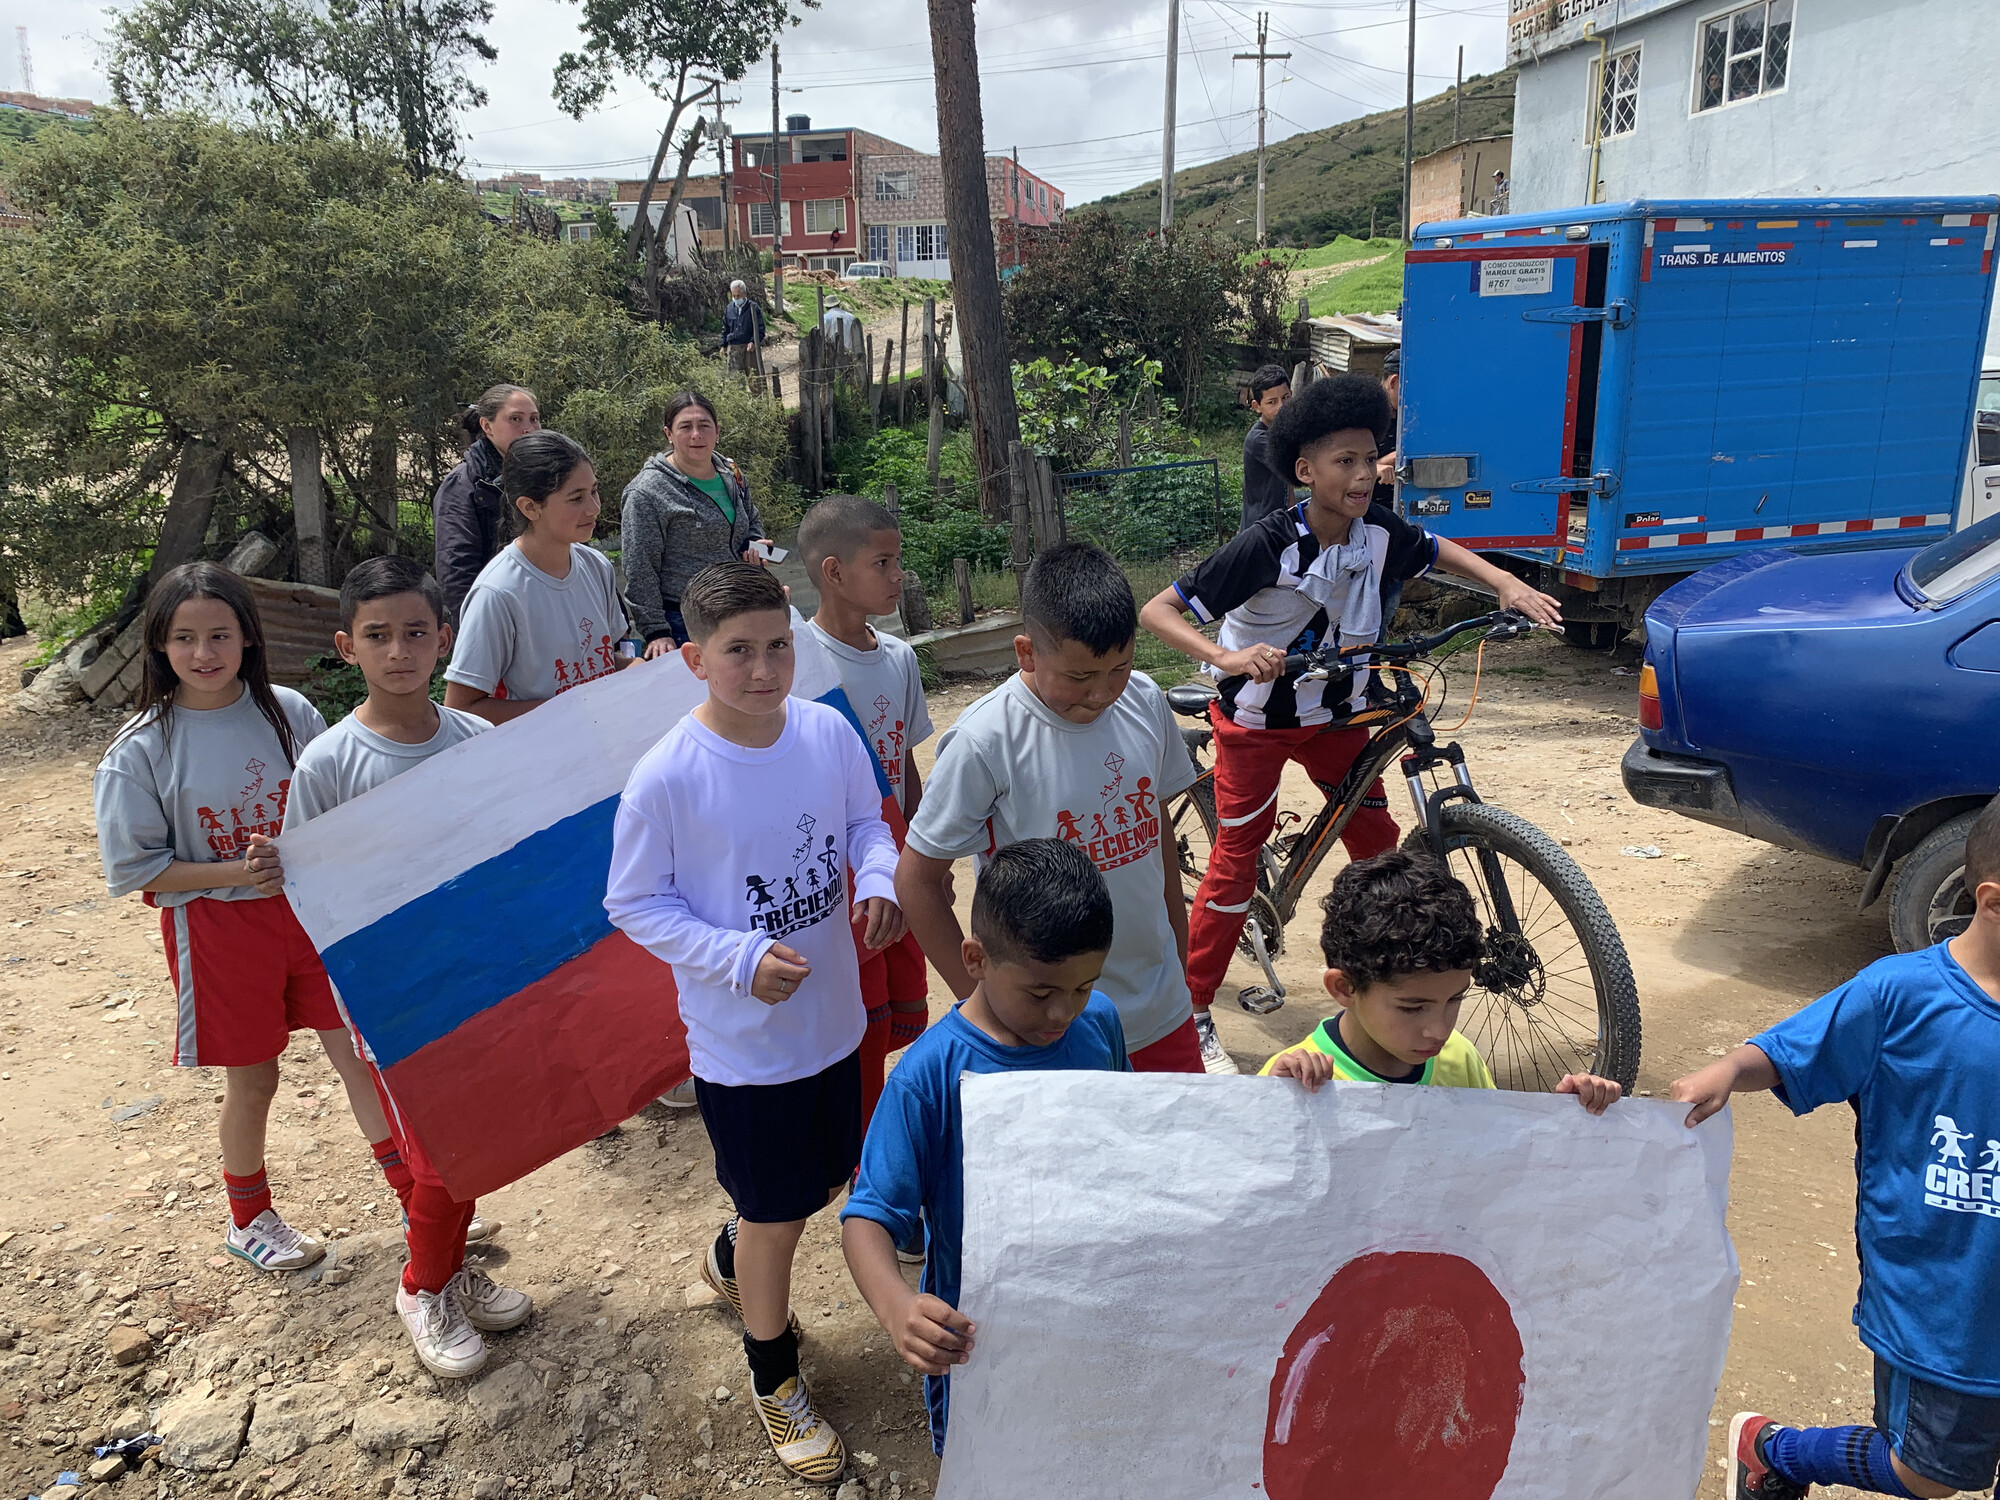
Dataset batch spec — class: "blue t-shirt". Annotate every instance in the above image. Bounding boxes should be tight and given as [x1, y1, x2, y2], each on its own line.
[1752, 942, 2000, 1395]
[842, 993, 1129, 1449]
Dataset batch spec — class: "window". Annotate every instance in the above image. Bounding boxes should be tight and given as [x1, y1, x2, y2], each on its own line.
[868, 224, 891, 262]
[1589, 47, 1640, 140]
[1038, 183, 1048, 211]
[748, 200, 791, 239]
[740, 144, 764, 168]
[1696, 0, 1791, 111]
[895, 223, 949, 263]
[803, 197, 846, 234]
[797, 136, 847, 162]
[690, 195, 723, 231]
[875, 170, 915, 202]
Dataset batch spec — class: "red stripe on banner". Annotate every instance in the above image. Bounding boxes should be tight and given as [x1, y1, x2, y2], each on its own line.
[1758, 242, 1793, 250]
[381, 931, 690, 1201]
[1845, 519, 1873, 533]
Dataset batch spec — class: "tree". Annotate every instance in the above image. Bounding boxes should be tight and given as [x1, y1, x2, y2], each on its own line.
[105, 0, 497, 173]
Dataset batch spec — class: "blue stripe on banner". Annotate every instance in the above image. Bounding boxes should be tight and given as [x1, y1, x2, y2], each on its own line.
[816, 687, 893, 800]
[319, 796, 622, 1069]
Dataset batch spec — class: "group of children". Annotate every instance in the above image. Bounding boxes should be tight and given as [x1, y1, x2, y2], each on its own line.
[87, 377, 2000, 1499]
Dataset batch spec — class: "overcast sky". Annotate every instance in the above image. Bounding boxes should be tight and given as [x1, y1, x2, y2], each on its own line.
[13, 0, 1508, 200]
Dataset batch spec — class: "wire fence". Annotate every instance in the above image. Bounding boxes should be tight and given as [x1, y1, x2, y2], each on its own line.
[1054, 459, 1228, 565]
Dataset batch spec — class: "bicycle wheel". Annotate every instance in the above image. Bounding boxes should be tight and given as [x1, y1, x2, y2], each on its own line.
[1169, 774, 1217, 891]
[1405, 802, 1641, 1092]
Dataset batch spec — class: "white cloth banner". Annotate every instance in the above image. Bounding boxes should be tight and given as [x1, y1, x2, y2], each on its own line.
[940, 1073, 1737, 1500]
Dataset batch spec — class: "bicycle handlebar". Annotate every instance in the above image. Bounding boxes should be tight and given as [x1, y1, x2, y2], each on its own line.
[1279, 610, 1534, 676]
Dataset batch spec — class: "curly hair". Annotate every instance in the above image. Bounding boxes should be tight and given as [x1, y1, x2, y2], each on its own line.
[1267, 373, 1392, 484]
[1319, 849, 1483, 989]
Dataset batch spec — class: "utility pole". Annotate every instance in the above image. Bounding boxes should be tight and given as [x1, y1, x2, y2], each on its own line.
[1160, 0, 1180, 229]
[697, 75, 735, 257]
[1234, 14, 1290, 249]
[1453, 44, 1463, 144]
[770, 45, 785, 316]
[1011, 145, 1022, 269]
[14, 27, 30, 96]
[1402, 0, 1416, 242]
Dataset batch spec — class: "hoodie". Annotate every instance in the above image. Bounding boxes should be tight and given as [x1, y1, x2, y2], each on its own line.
[619, 452, 764, 642]
[433, 436, 506, 622]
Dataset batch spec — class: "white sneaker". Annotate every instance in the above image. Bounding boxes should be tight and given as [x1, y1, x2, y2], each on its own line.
[225, 1209, 326, 1272]
[1194, 1011, 1240, 1075]
[396, 1284, 488, 1379]
[464, 1214, 500, 1244]
[449, 1266, 533, 1332]
[657, 1078, 698, 1109]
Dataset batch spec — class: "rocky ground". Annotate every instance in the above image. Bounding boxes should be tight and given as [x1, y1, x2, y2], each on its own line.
[0, 625, 1984, 1500]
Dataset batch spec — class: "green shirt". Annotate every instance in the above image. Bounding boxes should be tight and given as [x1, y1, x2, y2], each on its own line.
[1258, 1016, 1495, 1088]
[689, 471, 734, 525]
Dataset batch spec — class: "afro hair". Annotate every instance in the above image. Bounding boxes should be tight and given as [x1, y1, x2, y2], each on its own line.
[1267, 373, 1393, 485]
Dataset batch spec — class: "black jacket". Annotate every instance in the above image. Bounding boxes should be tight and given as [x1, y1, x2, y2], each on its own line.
[1240, 420, 1296, 528]
[721, 297, 764, 348]
[433, 436, 506, 623]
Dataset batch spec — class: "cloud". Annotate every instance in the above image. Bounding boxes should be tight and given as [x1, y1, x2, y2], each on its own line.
[13, 0, 1505, 200]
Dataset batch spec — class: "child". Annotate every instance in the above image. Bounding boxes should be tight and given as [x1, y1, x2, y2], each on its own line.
[799, 494, 935, 1122]
[604, 562, 904, 1483]
[281, 556, 531, 1379]
[444, 429, 638, 723]
[1240, 363, 1296, 527]
[845, 837, 1334, 1454]
[898, 542, 1204, 1073]
[1259, 850, 1622, 1111]
[1138, 374, 1564, 1075]
[93, 562, 393, 1272]
[1674, 798, 2000, 1500]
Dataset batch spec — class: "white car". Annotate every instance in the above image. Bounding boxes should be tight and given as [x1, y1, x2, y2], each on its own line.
[840, 261, 892, 281]
[1967, 357, 2000, 526]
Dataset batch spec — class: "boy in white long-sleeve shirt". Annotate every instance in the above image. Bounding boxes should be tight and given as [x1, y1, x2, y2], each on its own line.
[605, 562, 903, 1486]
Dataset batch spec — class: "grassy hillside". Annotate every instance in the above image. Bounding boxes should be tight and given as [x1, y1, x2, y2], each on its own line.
[1090, 69, 1513, 248]
[0, 106, 94, 154]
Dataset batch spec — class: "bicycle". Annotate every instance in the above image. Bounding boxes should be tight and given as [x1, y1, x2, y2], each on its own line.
[1162, 610, 1641, 1093]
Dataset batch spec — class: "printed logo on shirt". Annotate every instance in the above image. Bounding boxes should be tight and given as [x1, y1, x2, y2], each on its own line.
[1054, 751, 1160, 873]
[196, 757, 292, 858]
[1923, 1113, 2000, 1220]
[742, 813, 847, 940]
[551, 617, 621, 695]
[866, 692, 906, 791]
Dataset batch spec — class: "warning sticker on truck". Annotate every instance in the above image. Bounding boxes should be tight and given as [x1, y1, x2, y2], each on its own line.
[1477, 259, 1554, 296]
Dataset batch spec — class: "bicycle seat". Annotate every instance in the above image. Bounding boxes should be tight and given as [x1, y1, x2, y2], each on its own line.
[1166, 683, 1219, 718]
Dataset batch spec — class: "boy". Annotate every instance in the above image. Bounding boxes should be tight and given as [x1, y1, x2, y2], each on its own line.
[1139, 374, 1563, 1075]
[1260, 850, 1622, 1112]
[846, 838, 1335, 1454]
[898, 542, 1204, 1073]
[280, 556, 530, 1379]
[1241, 363, 1297, 527]
[1674, 798, 2000, 1500]
[604, 562, 903, 1484]
[799, 495, 936, 1117]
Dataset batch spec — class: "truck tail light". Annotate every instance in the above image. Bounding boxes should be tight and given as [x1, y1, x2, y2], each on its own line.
[1638, 662, 1662, 731]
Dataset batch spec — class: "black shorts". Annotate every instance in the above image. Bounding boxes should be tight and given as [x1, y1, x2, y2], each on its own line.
[1876, 1355, 2000, 1492]
[694, 1049, 862, 1223]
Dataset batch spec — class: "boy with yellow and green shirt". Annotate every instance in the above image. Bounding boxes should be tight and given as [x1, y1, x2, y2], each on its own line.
[1258, 850, 1620, 1110]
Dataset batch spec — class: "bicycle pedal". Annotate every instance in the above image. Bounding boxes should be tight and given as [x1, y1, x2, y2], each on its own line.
[1237, 986, 1286, 1016]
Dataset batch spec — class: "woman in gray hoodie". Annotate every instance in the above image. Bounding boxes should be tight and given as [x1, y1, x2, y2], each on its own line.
[620, 391, 768, 653]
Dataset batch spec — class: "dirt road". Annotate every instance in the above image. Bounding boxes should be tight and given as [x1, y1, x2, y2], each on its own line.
[0, 628, 1952, 1500]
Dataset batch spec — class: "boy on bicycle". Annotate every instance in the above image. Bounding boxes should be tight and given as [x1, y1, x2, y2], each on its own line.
[1138, 374, 1562, 1074]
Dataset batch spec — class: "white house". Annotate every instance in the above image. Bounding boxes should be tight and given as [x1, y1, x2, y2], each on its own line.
[1506, 0, 2000, 212]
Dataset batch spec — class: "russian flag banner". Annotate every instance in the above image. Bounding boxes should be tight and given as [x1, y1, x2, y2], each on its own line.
[280, 613, 852, 1200]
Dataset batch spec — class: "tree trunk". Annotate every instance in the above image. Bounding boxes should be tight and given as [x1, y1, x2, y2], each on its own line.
[287, 428, 330, 586]
[150, 437, 228, 588]
[624, 67, 695, 265]
[925, 0, 1021, 522]
[367, 423, 400, 554]
[652, 113, 711, 283]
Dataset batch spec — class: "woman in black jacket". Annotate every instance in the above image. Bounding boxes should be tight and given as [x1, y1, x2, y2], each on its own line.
[434, 384, 541, 621]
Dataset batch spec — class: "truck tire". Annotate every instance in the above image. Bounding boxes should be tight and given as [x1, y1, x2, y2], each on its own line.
[1890, 810, 1982, 952]
[1561, 620, 1625, 650]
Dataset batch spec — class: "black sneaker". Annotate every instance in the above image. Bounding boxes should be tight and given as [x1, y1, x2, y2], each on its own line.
[1727, 1413, 1810, 1499]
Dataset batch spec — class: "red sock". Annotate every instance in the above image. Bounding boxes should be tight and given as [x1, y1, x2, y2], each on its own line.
[223, 1167, 273, 1229]
[371, 1137, 415, 1211]
[400, 1182, 472, 1295]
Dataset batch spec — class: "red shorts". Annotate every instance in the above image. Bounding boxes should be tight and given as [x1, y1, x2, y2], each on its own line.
[1129, 1015, 1204, 1074]
[157, 895, 342, 1068]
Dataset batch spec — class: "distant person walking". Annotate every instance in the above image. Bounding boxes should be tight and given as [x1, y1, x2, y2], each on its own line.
[434, 385, 542, 623]
[722, 281, 765, 379]
[620, 392, 769, 655]
[1240, 364, 1297, 527]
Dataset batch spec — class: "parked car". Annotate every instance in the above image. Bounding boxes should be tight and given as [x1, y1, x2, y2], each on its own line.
[1622, 514, 2000, 950]
[840, 261, 892, 281]
[1966, 355, 2000, 525]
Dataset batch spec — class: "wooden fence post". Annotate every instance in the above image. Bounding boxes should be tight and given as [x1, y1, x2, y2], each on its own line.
[1116, 410, 1132, 469]
[954, 557, 974, 625]
[1006, 439, 1032, 602]
[898, 300, 911, 425]
[923, 297, 942, 483]
[884, 480, 899, 517]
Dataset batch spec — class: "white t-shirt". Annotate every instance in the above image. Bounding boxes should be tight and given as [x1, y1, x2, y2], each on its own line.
[283, 705, 490, 830]
[94, 686, 327, 906]
[446, 543, 629, 704]
[604, 699, 900, 1087]
[905, 672, 1199, 1052]
[803, 620, 935, 813]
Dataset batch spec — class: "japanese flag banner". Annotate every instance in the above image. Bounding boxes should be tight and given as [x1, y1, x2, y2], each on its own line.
[938, 1073, 1737, 1500]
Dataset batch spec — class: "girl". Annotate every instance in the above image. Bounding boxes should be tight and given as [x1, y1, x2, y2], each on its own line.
[444, 430, 639, 723]
[619, 391, 769, 655]
[434, 384, 542, 623]
[94, 563, 397, 1271]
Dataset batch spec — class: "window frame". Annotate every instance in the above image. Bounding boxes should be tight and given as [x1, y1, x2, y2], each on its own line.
[1690, 0, 1793, 115]
[748, 200, 792, 239]
[1587, 44, 1642, 143]
[803, 197, 847, 235]
[874, 170, 916, 202]
[867, 224, 892, 262]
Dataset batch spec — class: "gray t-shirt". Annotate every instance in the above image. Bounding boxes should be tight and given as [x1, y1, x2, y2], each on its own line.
[94, 686, 328, 906]
[283, 705, 490, 830]
[445, 543, 630, 704]
[804, 620, 935, 813]
[905, 671, 1199, 1052]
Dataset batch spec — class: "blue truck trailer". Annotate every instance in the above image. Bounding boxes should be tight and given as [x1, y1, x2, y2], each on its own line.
[1397, 197, 2000, 641]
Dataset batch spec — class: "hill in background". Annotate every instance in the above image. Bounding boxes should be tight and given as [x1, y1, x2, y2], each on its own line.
[1089, 68, 1515, 248]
